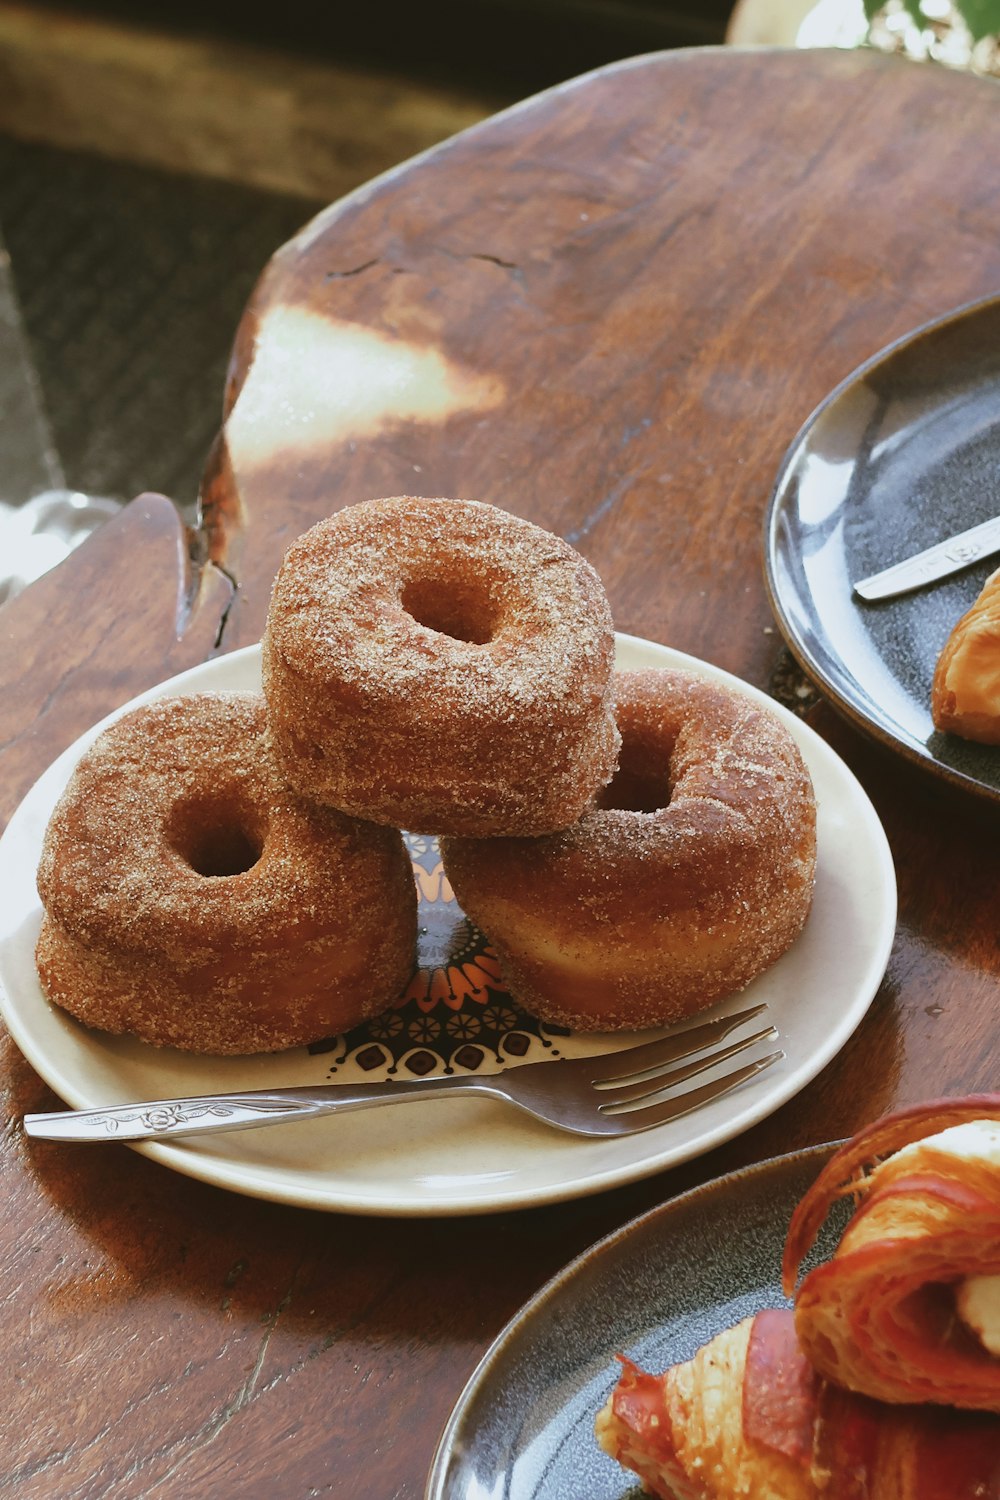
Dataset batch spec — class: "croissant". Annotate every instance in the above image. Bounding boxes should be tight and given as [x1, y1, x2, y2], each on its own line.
[931, 566, 1000, 743]
[595, 1309, 1000, 1500]
[783, 1095, 1000, 1411]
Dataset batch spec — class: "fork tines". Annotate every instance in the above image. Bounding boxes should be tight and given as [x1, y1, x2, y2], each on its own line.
[589, 1003, 771, 1089]
[602, 1051, 784, 1133]
[590, 1003, 782, 1132]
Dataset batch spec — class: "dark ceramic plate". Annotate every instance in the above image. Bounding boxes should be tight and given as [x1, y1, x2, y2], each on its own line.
[764, 293, 1000, 805]
[425, 1143, 844, 1499]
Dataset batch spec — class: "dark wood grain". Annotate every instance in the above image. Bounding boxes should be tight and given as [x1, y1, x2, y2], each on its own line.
[1, 45, 999, 1499]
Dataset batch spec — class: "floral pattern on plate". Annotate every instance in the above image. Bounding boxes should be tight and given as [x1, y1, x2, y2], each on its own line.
[308, 833, 570, 1081]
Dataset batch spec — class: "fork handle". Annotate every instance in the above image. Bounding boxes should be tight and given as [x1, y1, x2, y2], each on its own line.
[22, 1074, 501, 1143]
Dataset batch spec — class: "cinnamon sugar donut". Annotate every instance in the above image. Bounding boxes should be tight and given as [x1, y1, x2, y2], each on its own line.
[441, 668, 817, 1031]
[35, 692, 417, 1053]
[260, 496, 620, 836]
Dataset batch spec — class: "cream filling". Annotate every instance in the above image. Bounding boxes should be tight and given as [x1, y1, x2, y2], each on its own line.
[956, 1276, 1000, 1358]
[890, 1120, 1000, 1357]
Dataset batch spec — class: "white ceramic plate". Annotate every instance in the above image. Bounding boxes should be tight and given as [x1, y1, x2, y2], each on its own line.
[0, 636, 896, 1216]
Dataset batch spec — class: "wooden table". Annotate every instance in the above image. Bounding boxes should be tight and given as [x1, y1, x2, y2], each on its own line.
[1, 45, 998, 1498]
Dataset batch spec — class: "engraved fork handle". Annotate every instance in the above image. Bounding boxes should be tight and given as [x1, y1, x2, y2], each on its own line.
[23, 1074, 505, 1143]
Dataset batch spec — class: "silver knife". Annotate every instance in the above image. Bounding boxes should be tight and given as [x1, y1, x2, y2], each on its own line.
[853, 514, 1000, 601]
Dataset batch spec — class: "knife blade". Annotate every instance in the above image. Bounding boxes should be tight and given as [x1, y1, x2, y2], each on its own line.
[853, 513, 1000, 601]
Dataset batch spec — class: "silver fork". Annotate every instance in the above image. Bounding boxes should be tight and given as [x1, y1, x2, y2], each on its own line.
[22, 1004, 781, 1143]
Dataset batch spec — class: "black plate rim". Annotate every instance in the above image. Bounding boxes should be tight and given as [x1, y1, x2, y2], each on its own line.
[762, 289, 1000, 806]
[424, 1139, 839, 1499]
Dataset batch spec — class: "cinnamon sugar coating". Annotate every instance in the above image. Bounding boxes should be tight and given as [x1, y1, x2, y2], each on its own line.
[35, 692, 417, 1053]
[441, 668, 817, 1031]
[260, 497, 620, 836]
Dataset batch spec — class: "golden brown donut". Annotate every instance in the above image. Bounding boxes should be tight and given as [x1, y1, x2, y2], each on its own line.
[931, 564, 1000, 744]
[260, 496, 620, 836]
[35, 692, 417, 1054]
[441, 668, 817, 1031]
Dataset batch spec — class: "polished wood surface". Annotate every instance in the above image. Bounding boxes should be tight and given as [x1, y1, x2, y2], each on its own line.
[1, 45, 998, 1498]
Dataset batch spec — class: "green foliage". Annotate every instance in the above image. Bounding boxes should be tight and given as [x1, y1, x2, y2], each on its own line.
[863, 0, 1000, 41]
[957, 0, 1000, 39]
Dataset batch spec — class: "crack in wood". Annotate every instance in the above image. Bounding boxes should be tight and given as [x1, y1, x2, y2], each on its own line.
[324, 258, 380, 279]
[564, 474, 632, 546]
[132, 1275, 301, 1492]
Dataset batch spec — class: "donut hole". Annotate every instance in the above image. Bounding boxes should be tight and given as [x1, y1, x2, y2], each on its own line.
[598, 765, 671, 814]
[167, 795, 265, 878]
[597, 735, 673, 814]
[400, 575, 500, 645]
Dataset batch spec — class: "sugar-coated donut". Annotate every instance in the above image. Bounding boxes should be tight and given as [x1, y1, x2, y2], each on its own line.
[35, 692, 417, 1053]
[260, 496, 620, 837]
[441, 668, 817, 1031]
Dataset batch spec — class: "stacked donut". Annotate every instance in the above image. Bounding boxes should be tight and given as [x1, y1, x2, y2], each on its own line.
[260, 496, 621, 838]
[35, 692, 418, 1054]
[36, 495, 817, 1056]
